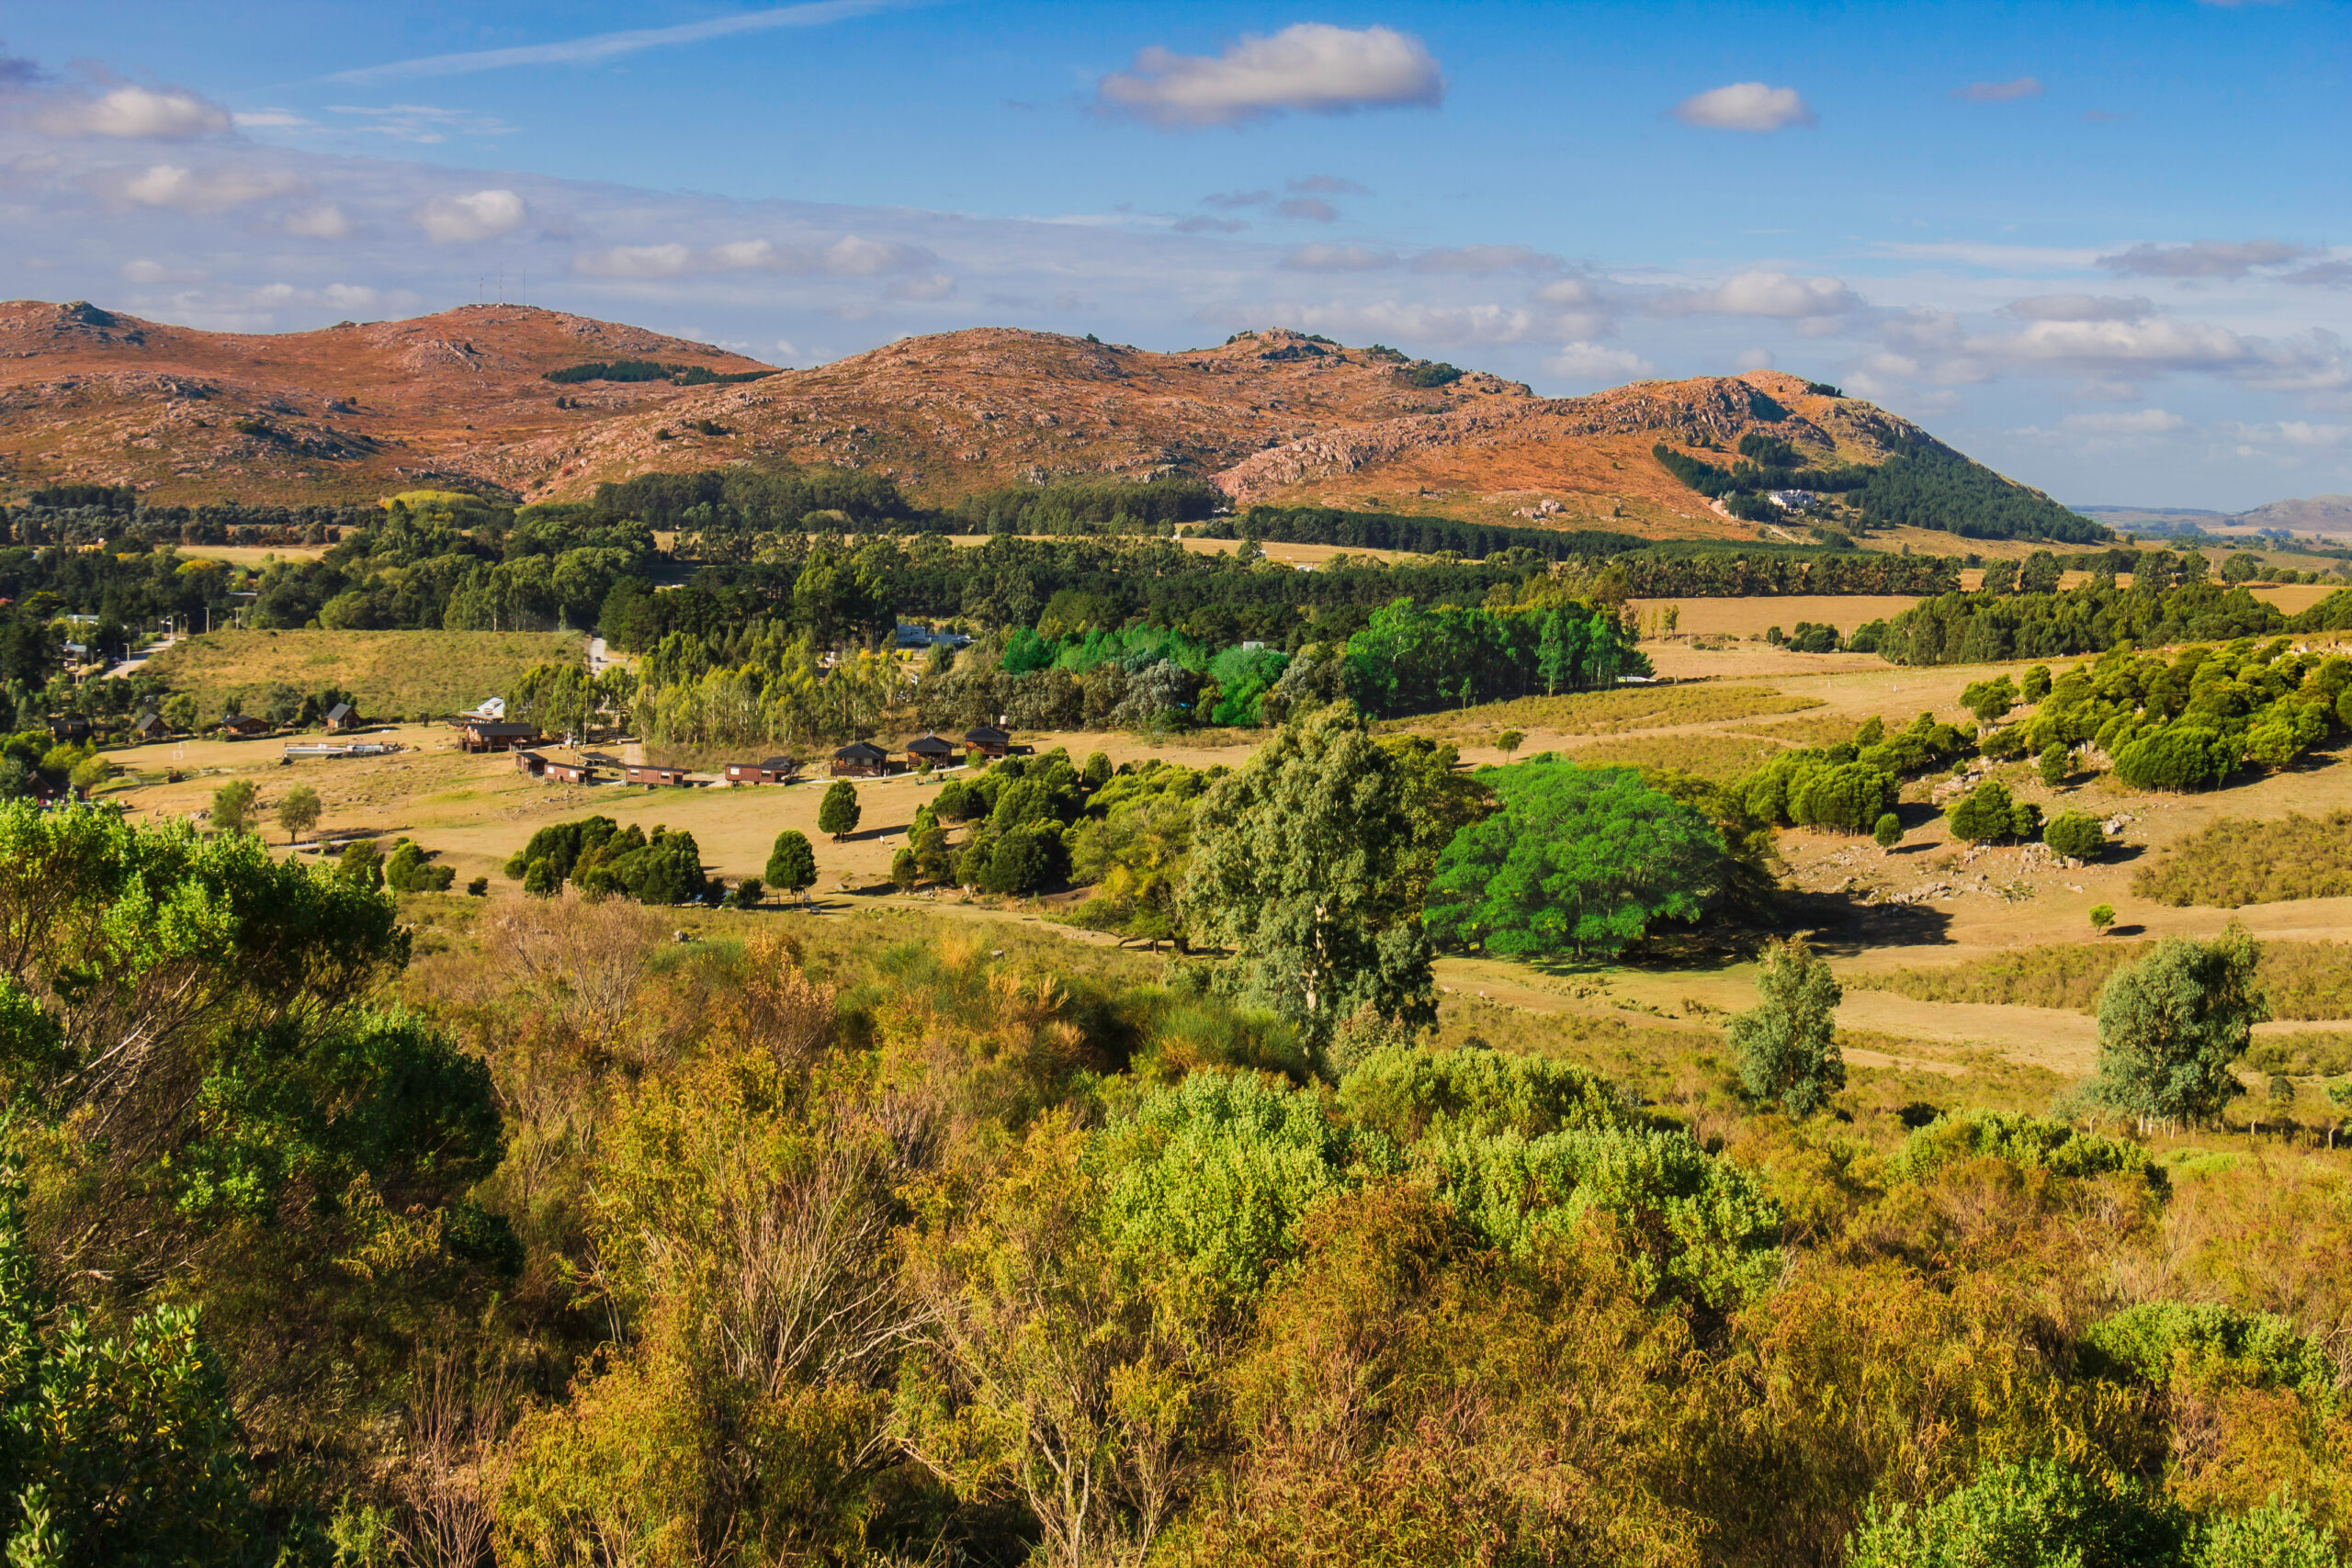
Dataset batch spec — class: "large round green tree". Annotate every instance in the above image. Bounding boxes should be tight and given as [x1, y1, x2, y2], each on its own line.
[1423, 759, 1728, 958]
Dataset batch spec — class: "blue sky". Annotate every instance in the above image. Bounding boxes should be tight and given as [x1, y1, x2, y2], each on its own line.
[2, 1, 2347, 510]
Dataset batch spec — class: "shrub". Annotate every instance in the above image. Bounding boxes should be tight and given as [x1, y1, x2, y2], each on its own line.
[2131, 810, 2352, 908]
[980, 821, 1065, 896]
[2091, 903, 2116, 932]
[2080, 1302, 2332, 1398]
[2039, 743, 2072, 787]
[2044, 810, 2106, 861]
[1872, 812, 1903, 851]
[2114, 725, 2237, 792]
[1948, 779, 2040, 843]
[727, 875, 763, 909]
[467, 876, 489, 897]
[384, 841, 456, 893]
[1894, 1108, 2162, 1189]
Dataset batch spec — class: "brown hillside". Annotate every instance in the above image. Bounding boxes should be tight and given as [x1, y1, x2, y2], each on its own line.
[0, 300, 1952, 539]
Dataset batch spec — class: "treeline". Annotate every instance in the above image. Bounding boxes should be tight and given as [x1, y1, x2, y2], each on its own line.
[544, 358, 775, 386]
[0, 497, 378, 547]
[589, 465, 917, 547]
[1653, 431, 2109, 544]
[1875, 581, 2295, 666]
[1200, 504, 1647, 562]
[1613, 547, 1961, 598]
[1856, 436, 2109, 543]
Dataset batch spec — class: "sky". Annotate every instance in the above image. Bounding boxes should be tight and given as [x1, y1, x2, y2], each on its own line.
[1, 1, 2347, 512]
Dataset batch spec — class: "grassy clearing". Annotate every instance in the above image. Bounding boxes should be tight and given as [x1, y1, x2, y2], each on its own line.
[2132, 810, 2352, 907]
[1392, 682, 1820, 744]
[1560, 728, 1791, 782]
[1856, 938, 2352, 1021]
[142, 629, 584, 722]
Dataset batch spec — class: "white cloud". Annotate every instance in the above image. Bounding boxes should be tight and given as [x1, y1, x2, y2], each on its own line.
[280, 204, 353, 240]
[119, 257, 200, 285]
[1654, 270, 1863, 319]
[2273, 422, 2352, 447]
[1261, 299, 1536, 346]
[232, 108, 315, 130]
[2061, 409, 2186, 435]
[118, 163, 301, 213]
[2005, 294, 2153, 322]
[1956, 76, 2043, 103]
[1281, 244, 1395, 272]
[1097, 23, 1445, 129]
[1546, 342, 1654, 384]
[35, 84, 230, 140]
[1411, 244, 1558, 275]
[328, 104, 520, 143]
[1734, 346, 1775, 371]
[331, 0, 895, 82]
[416, 188, 527, 243]
[887, 272, 956, 301]
[571, 233, 931, 279]
[1672, 82, 1815, 132]
[2096, 239, 2314, 278]
[1964, 317, 2350, 393]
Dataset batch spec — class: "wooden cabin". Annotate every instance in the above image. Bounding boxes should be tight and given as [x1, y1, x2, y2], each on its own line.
[220, 715, 273, 739]
[831, 740, 899, 778]
[725, 756, 797, 785]
[460, 719, 540, 753]
[963, 725, 1012, 760]
[130, 714, 168, 743]
[46, 716, 92, 744]
[624, 762, 691, 788]
[323, 701, 359, 731]
[515, 750, 598, 784]
[906, 733, 959, 768]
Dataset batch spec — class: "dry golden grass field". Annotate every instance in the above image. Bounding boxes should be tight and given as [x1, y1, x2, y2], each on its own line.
[141, 628, 584, 722]
[94, 615, 2352, 1126]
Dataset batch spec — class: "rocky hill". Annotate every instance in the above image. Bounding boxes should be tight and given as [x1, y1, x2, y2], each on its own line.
[0, 299, 2057, 540]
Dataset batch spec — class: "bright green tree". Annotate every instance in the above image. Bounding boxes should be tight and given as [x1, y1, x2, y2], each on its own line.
[209, 778, 257, 835]
[160, 693, 198, 733]
[765, 829, 817, 895]
[2045, 810, 2106, 861]
[2089, 925, 2267, 1126]
[275, 783, 322, 845]
[1494, 728, 1524, 759]
[2040, 743, 2073, 788]
[1182, 704, 1435, 1051]
[1730, 936, 1845, 1118]
[818, 781, 861, 840]
[1423, 760, 1725, 958]
[890, 845, 919, 893]
[1872, 812, 1904, 852]
[2091, 903, 2117, 933]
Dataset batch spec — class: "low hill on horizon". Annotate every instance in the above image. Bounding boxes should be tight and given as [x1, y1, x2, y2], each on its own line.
[0, 299, 2098, 544]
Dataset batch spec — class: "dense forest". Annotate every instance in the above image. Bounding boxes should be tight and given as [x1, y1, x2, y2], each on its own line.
[1654, 431, 2109, 544]
[1876, 578, 2352, 667]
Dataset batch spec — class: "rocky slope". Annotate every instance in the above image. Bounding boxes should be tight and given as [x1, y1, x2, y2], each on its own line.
[0, 299, 1986, 538]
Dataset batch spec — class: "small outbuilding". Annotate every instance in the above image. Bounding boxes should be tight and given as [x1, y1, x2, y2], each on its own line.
[625, 762, 691, 788]
[831, 740, 899, 778]
[220, 715, 273, 739]
[46, 716, 92, 744]
[906, 733, 959, 768]
[460, 719, 540, 752]
[515, 750, 597, 784]
[963, 725, 1012, 760]
[130, 714, 168, 743]
[725, 756, 797, 785]
[323, 701, 359, 731]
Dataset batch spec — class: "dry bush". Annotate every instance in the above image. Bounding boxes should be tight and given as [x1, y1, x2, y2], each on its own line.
[2245, 1032, 2352, 1077]
[1566, 730, 1790, 783]
[478, 897, 667, 1062]
[393, 1352, 513, 1568]
[708, 931, 836, 1071]
[2133, 810, 2352, 908]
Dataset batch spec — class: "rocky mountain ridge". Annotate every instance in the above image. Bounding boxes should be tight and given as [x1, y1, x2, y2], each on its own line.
[0, 299, 2003, 539]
